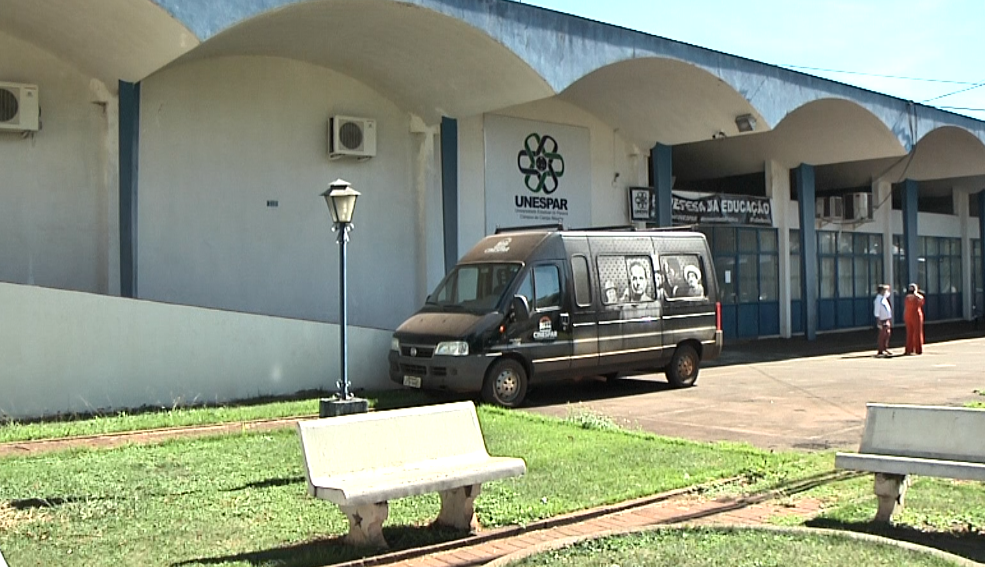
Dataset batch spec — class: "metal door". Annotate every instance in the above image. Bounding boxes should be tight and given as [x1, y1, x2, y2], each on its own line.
[511, 262, 572, 379]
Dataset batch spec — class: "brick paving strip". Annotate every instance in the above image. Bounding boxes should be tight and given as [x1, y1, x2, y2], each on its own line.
[0, 415, 317, 457]
[329, 478, 830, 567]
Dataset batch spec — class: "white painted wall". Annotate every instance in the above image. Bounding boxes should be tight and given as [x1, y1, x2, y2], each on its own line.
[0, 282, 392, 420]
[138, 56, 442, 330]
[457, 98, 644, 258]
[0, 31, 119, 295]
[920, 212, 962, 238]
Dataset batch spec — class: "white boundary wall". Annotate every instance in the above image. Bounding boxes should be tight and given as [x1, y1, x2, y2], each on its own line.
[0, 282, 392, 420]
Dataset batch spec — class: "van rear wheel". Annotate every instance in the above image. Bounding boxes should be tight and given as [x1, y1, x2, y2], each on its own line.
[666, 345, 699, 388]
[482, 359, 528, 408]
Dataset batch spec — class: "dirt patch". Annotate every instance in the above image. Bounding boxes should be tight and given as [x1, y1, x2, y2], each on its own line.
[0, 501, 48, 531]
[0, 416, 312, 458]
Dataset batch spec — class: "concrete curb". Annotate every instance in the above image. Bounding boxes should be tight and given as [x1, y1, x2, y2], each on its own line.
[483, 524, 985, 567]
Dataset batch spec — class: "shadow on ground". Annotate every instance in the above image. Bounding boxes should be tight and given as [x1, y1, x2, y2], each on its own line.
[806, 517, 985, 563]
[521, 376, 672, 408]
[172, 524, 469, 567]
[707, 319, 984, 368]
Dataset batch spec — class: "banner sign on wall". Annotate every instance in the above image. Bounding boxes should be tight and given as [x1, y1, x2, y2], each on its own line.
[672, 191, 773, 226]
[627, 188, 773, 226]
[484, 114, 592, 233]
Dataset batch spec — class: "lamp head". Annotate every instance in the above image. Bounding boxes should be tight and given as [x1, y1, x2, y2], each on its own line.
[321, 178, 361, 224]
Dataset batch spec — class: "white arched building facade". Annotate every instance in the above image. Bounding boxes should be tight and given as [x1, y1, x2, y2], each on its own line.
[1, 0, 983, 418]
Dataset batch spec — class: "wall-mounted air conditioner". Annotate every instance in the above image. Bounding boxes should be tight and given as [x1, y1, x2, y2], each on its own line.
[815, 196, 843, 220]
[328, 115, 376, 159]
[0, 82, 40, 132]
[843, 192, 873, 221]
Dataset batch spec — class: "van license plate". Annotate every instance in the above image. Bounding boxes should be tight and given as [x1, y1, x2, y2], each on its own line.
[403, 375, 422, 388]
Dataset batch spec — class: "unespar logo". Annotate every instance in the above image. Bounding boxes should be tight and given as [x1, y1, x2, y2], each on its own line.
[517, 133, 565, 193]
[515, 133, 568, 213]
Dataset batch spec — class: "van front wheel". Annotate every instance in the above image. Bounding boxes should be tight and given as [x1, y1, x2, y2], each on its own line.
[482, 359, 528, 408]
[666, 345, 699, 388]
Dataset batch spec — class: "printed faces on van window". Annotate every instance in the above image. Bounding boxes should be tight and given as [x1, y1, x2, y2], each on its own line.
[598, 255, 655, 306]
[660, 255, 706, 299]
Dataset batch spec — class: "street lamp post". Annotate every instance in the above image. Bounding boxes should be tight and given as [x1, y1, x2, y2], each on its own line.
[319, 179, 369, 418]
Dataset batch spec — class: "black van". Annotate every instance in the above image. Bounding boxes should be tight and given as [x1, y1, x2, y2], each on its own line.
[388, 227, 723, 407]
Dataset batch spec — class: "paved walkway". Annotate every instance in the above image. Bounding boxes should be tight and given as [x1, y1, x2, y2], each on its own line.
[335, 478, 831, 567]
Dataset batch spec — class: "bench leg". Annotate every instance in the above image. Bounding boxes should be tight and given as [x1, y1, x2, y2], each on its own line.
[436, 484, 481, 531]
[873, 473, 908, 523]
[339, 502, 389, 549]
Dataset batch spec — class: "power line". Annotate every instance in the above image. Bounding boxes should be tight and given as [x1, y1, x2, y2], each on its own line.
[921, 82, 985, 103]
[937, 105, 985, 112]
[779, 64, 982, 85]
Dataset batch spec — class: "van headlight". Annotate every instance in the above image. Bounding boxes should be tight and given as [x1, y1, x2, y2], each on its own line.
[391, 338, 400, 352]
[434, 341, 469, 356]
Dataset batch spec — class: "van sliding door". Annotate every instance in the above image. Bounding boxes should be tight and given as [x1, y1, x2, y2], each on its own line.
[564, 236, 599, 373]
[591, 237, 664, 370]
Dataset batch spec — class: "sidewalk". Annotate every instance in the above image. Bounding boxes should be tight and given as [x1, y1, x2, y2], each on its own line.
[336, 478, 830, 567]
[708, 318, 984, 367]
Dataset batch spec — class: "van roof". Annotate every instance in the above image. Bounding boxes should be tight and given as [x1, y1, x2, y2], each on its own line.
[458, 228, 707, 264]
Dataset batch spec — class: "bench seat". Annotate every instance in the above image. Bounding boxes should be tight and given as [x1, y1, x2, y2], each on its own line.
[309, 453, 527, 506]
[298, 401, 526, 548]
[835, 453, 985, 483]
[835, 403, 985, 522]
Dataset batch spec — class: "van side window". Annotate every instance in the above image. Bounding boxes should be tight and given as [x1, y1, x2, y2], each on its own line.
[598, 255, 654, 305]
[533, 265, 561, 310]
[571, 255, 592, 307]
[515, 271, 533, 305]
[661, 254, 706, 299]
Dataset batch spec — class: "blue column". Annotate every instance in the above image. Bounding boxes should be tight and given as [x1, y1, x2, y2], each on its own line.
[119, 81, 140, 298]
[649, 143, 673, 227]
[440, 117, 459, 274]
[795, 164, 817, 341]
[979, 191, 985, 311]
[901, 179, 919, 290]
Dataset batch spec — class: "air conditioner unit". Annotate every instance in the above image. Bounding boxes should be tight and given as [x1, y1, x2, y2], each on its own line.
[815, 196, 843, 220]
[329, 115, 376, 159]
[843, 192, 873, 221]
[0, 82, 40, 132]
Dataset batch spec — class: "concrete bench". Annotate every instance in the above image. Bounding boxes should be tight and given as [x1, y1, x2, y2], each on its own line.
[835, 403, 985, 522]
[297, 401, 526, 548]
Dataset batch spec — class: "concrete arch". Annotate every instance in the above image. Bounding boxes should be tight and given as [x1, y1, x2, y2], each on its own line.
[673, 97, 907, 182]
[148, 0, 985, 150]
[159, 0, 553, 124]
[909, 126, 985, 181]
[772, 98, 906, 163]
[558, 57, 766, 148]
[0, 0, 196, 88]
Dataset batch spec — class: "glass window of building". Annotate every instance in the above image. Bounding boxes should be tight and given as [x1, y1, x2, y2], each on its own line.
[912, 236, 963, 321]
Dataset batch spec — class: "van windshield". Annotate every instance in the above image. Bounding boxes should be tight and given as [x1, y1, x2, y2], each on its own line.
[426, 263, 522, 313]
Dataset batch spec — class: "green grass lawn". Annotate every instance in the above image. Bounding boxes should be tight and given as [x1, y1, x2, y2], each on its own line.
[1, 395, 983, 567]
[505, 527, 963, 566]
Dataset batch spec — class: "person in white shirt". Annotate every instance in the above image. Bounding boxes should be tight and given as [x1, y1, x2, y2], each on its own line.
[873, 284, 894, 357]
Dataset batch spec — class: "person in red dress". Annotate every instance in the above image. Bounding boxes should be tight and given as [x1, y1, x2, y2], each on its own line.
[904, 283, 925, 355]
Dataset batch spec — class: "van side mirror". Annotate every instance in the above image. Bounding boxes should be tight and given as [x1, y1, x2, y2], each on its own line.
[511, 295, 530, 321]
